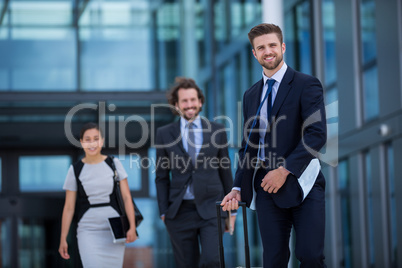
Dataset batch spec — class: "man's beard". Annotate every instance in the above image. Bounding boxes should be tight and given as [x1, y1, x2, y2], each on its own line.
[182, 107, 201, 121]
[260, 53, 283, 70]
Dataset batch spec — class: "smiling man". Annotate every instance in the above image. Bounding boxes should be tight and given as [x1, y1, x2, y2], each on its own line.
[154, 77, 235, 268]
[221, 23, 327, 268]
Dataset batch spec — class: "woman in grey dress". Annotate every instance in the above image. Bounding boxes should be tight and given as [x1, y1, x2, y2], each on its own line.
[59, 123, 137, 267]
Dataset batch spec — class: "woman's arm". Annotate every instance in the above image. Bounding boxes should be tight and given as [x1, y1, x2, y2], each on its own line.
[58, 190, 77, 259]
[120, 179, 138, 243]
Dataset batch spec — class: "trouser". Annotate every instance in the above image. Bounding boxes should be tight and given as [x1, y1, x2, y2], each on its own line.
[165, 200, 224, 268]
[254, 168, 327, 268]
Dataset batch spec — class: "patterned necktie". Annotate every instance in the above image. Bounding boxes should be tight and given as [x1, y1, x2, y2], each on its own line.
[187, 122, 196, 165]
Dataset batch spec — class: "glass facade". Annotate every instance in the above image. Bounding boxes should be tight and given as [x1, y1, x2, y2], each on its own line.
[1, 218, 11, 268]
[360, 0, 379, 122]
[284, 0, 312, 76]
[338, 160, 352, 268]
[19, 155, 71, 192]
[117, 154, 142, 191]
[386, 144, 398, 267]
[322, 0, 337, 86]
[364, 152, 375, 266]
[0, 1, 76, 91]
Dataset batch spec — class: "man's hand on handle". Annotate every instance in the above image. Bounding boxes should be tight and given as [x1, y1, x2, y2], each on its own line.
[220, 190, 241, 211]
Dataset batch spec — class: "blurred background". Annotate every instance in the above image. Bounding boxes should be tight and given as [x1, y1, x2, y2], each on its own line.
[0, 0, 401, 267]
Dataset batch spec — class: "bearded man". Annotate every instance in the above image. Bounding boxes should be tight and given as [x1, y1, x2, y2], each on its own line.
[155, 77, 235, 268]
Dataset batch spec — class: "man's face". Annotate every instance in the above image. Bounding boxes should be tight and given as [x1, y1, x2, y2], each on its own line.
[252, 33, 286, 75]
[175, 88, 203, 121]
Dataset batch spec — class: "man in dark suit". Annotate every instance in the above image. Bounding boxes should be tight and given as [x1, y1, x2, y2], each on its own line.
[221, 23, 327, 267]
[155, 77, 235, 268]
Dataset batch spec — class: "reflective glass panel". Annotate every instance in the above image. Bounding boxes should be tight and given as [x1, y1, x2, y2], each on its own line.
[19, 155, 71, 191]
[155, 2, 180, 89]
[1, 218, 11, 268]
[0, 1, 76, 91]
[362, 66, 379, 121]
[148, 148, 156, 198]
[18, 219, 45, 267]
[325, 88, 338, 139]
[360, 0, 377, 64]
[338, 160, 352, 268]
[387, 145, 398, 266]
[364, 152, 375, 265]
[284, 1, 312, 75]
[117, 154, 141, 191]
[322, 0, 337, 85]
[296, 1, 312, 75]
[79, 1, 153, 91]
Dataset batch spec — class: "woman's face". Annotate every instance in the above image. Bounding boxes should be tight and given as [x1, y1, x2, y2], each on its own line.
[80, 128, 104, 156]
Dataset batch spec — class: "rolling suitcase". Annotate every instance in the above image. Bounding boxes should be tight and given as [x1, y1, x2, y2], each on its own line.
[216, 201, 250, 268]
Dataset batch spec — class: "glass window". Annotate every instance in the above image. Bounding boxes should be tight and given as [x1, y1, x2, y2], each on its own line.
[325, 88, 338, 139]
[296, 1, 312, 75]
[18, 219, 45, 267]
[284, 0, 312, 75]
[322, 0, 337, 85]
[147, 148, 156, 198]
[214, 0, 228, 51]
[19, 155, 71, 192]
[0, 1, 76, 91]
[117, 154, 141, 191]
[386, 144, 397, 267]
[364, 152, 375, 266]
[1, 218, 11, 268]
[360, 0, 379, 122]
[338, 160, 352, 268]
[360, 0, 377, 64]
[362, 66, 379, 121]
[156, 2, 181, 89]
[79, 1, 154, 91]
[0, 158, 2, 191]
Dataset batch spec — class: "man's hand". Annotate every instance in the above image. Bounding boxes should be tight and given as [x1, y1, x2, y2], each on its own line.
[220, 190, 241, 211]
[261, 166, 290, 193]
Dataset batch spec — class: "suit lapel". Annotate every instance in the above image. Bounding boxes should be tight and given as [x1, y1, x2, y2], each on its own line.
[271, 67, 295, 119]
[248, 79, 264, 128]
[169, 121, 187, 155]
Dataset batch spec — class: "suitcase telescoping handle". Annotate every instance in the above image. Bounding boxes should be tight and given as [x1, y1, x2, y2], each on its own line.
[216, 201, 250, 268]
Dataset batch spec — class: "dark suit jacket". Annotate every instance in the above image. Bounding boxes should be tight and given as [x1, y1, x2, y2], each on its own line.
[155, 117, 233, 220]
[233, 66, 327, 207]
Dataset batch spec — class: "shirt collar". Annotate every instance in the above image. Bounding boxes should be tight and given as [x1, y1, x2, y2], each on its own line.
[180, 116, 202, 130]
[262, 62, 288, 85]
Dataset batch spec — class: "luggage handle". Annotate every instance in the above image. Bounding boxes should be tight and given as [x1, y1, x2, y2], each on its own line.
[216, 201, 250, 268]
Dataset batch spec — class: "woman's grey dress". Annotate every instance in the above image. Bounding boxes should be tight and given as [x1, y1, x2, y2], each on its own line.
[63, 158, 128, 268]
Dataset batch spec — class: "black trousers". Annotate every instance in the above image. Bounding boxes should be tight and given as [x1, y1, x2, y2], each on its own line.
[254, 168, 327, 268]
[165, 200, 224, 268]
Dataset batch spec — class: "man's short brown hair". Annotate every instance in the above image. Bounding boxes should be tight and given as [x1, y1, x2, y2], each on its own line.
[248, 23, 283, 48]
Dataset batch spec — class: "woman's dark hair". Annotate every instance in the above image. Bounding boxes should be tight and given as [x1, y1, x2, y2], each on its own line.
[248, 23, 283, 48]
[166, 77, 205, 115]
[79, 122, 103, 140]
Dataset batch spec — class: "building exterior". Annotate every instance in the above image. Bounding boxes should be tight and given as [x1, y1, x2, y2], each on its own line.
[0, 0, 401, 267]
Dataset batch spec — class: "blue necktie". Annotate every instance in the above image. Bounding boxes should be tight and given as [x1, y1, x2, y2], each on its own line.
[266, 79, 276, 123]
[243, 79, 276, 156]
